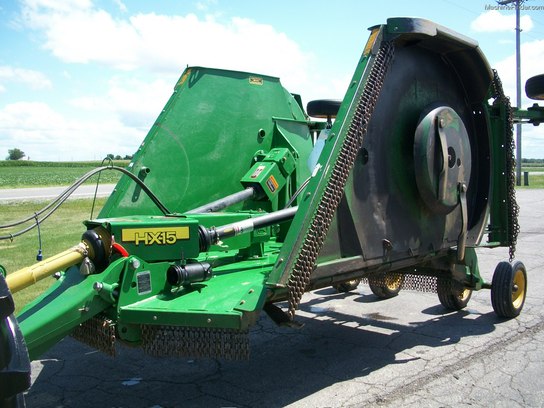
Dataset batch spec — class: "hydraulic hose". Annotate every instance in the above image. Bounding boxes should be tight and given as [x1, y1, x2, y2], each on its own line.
[0, 165, 171, 241]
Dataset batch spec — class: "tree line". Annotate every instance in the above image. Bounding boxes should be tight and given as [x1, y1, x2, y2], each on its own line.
[5, 148, 133, 161]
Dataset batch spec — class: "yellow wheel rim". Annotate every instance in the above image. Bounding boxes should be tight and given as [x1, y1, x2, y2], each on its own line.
[385, 274, 402, 291]
[512, 268, 526, 309]
[457, 288, 471, 302]
[347, 279, 359, 286]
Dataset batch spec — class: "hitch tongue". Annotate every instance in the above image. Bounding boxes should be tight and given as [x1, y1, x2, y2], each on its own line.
[5, 227, 111, 294]
[6, 243, 87, 294]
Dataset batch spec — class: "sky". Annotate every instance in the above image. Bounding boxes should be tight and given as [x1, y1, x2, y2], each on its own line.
[0, 0, 543, 161]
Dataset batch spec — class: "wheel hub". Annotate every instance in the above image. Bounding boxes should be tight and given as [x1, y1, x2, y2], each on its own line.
[414, 106, 472, 214]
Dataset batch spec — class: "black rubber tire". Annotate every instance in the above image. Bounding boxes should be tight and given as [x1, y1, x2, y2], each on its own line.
[306, 99, 342, 118]
[525, 74, 544, 100]
[0, 273, 30, 407]
[437, 277, 472, 311]
[334, 278, 362, 293]
[491, 261, 527, 318]
[1, 393, 26, 408]
[368, 273, 403, 299]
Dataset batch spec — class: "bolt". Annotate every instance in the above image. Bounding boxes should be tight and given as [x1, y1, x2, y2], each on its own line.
[153, 315, 158, 321]
[439, 118, 446, 128]
[207, 318, 212, 324]
[130, 258, 141, 270]
[93, 282, 104, 292]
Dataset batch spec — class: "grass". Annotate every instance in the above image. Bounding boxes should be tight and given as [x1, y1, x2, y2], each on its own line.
[0, 198, 107, 313]
[0, 160, 130, 168]
[517, 170, 544, 189]
[0, 161, 122, 313]
[0, 160, 129, 188]
[521, 167, 544, 173]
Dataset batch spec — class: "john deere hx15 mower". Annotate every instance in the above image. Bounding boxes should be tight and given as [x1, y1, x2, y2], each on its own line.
[2, 18, 544, 404]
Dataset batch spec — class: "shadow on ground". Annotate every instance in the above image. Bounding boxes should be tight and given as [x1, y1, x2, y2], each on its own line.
[26, 288, 501, 408]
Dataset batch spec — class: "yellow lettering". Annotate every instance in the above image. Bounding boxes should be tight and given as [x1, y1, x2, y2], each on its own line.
[122, 227, 189, 246]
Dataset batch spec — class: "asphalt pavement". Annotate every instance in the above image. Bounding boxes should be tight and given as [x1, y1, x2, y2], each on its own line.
[22, 189, 544, 407]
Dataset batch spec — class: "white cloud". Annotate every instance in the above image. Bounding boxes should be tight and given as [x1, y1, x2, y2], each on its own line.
[494, 39, 544, 105]
[0, 72, 174, 162]
[68, 73, 174, 129]
[8, 0, 349, 161]
[22, 5, 139, 69]
[196, 0, 218, 12]
[0, 101, 142, 161]
[0, 66, 53, 91]
[471, 10, 533, 33]
[113, 0, 127, 13]
[19, 0, 313, 89]
[22, 0, 91, 15]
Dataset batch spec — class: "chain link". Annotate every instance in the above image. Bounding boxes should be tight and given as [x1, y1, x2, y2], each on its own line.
[491, 69, 520, 261]
[141, 325, 249, 360]
[363, 273, 440, 293]
[71, 315, 116, 357]
[286, 41, 395, 319]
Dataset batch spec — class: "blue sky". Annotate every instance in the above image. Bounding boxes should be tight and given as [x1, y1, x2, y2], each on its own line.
[1, 0, 543, 161]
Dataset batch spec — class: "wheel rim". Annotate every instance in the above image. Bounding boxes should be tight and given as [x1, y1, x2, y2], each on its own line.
[457, 288, 471, 302]
[346, 279, 359, 286]
[385, 274, 402, 291]
[512, 268, 526, 309]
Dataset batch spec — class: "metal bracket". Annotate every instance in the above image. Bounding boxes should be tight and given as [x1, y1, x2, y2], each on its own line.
[436, 116, 449, 204]
[457, 182, 467, 261]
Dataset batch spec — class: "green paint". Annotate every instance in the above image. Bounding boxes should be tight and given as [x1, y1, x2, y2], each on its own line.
[13, 19, 523, 362]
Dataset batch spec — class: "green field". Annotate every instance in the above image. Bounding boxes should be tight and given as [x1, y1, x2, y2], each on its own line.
[0, 161, 125, 312]
[518, 175, 544, 188]
[0, 160, 129, 188]
[516, 168, 544, 189]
